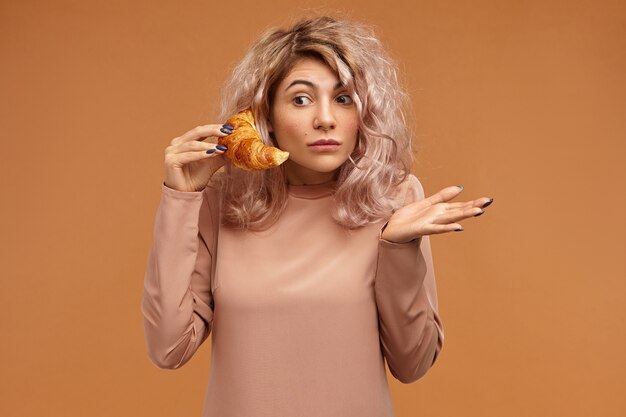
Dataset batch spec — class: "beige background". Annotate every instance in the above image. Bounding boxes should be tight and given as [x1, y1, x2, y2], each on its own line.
[1, 0, 624, 416]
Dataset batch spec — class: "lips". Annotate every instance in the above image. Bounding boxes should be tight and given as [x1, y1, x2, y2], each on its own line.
[309, 139, 340, 146]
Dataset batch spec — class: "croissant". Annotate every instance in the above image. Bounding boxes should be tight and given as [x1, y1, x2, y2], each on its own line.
[218, 108, 289, 171]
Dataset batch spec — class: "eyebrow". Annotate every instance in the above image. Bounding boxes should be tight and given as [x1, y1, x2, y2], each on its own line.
[284, 80, 345, 92]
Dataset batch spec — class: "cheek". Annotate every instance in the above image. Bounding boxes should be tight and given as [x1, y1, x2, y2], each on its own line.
[273, 119, 308, 147]
[345, 120, 359, 140]
[274, 114, 297, 132]
[281, 120, 306, 138]
[342, 114, 359, 133]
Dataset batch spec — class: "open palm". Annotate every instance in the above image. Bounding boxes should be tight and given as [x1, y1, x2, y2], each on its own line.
[381, 186, 493, 244]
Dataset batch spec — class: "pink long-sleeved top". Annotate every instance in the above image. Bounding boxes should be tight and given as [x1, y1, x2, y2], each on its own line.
[141, 173, 444, 417]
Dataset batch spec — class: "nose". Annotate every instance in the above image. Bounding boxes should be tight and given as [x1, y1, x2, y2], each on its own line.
[313, 101, 336, 131]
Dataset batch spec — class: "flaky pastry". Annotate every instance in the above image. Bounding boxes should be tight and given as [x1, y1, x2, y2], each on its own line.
[218, 109, 289, 171]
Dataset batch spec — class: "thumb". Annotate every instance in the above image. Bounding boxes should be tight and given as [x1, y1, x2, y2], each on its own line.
[424, 185, 464, 205]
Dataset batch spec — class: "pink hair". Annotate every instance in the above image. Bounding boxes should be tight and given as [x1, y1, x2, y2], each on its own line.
[214, 14, 416, 230]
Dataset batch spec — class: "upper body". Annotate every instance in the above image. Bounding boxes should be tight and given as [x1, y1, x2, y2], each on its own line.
[142, 171, 444, 417]
[142, 14, 492, 417]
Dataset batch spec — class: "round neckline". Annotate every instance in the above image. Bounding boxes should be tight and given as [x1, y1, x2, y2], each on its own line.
[287, 180, 337, 199]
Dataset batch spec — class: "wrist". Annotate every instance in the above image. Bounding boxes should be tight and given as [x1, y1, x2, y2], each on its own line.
[380, 223, 421, 244]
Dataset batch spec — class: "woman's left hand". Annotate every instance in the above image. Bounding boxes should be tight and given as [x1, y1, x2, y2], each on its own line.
[381, 186, 493, 244]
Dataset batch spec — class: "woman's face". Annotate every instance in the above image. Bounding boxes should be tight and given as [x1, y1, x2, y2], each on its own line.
[268, 57, 359, 185]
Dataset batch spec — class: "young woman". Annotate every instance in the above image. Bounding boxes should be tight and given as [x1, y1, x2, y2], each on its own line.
[142, 15, 493, 417]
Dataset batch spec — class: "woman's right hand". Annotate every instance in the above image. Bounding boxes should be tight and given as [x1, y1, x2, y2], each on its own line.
[163, 123, 234, 192]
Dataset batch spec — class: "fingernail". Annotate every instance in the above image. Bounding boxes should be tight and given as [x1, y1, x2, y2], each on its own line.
[223, 124, 234, 129]
[455, 228, 464, 232]
[474, 210, 485, 217]
[456, 185, 464, 191]
[216, 145, 228, 151]
[206, 149, 216, 154]
[482, 198, 494, 209]
[220, 127, 232, 134]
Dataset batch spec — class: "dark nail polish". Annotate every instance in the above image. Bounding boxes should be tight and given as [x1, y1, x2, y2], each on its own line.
[474, 210, 484, 217]
[220, 127, 232, 134]
[456, 185, 464, 191]
[482, 198, 494, 209]
[455, 228, 464, 232]
[223, 124, 234, 129]
[216, 145, 228, 151]
[206, 149, 216, 154]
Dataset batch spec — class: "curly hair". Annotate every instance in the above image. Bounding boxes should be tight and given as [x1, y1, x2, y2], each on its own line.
[214, 13, 416, 230]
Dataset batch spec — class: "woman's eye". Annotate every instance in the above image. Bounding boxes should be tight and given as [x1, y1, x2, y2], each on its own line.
[337, 95, 353, 105]
[293, 96, 312, 105]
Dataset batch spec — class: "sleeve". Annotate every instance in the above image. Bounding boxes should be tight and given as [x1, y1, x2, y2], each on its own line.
[374, 174, 444, 384]
[140, 181, 219, 370]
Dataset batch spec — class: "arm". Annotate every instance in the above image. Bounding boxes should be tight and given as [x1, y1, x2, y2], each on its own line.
[140, 181, 219, 370]
[374, 175, 444, 383]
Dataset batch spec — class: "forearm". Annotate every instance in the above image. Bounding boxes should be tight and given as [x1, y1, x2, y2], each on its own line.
[374, 235, 444, 383]
[141, 185, 213, 369]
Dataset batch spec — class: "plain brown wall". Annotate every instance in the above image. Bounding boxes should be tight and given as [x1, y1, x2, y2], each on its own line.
[1, 0, 624, 416]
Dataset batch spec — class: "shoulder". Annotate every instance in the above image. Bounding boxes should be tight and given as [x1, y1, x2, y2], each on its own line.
[396, 173, 426, 206]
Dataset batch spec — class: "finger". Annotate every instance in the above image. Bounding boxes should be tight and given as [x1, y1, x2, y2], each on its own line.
[435, 207, 484, 224]
[444, 201, 475, 210]
[424, 185, 464, 206]
[445, 197, 493, 210]
[205, 148, 227, 155]
[165, 148, 224, 168]
[168, 140, 218, 154]
[166, 141, 228, 159]
[481, 197, 494, 209]
[426, 223, 465, 234]
[171, 124, 231, 146]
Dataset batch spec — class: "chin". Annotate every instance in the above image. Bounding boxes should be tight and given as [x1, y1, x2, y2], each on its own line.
[287, 157, 347, 174]
[314, 158, 350, 171]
